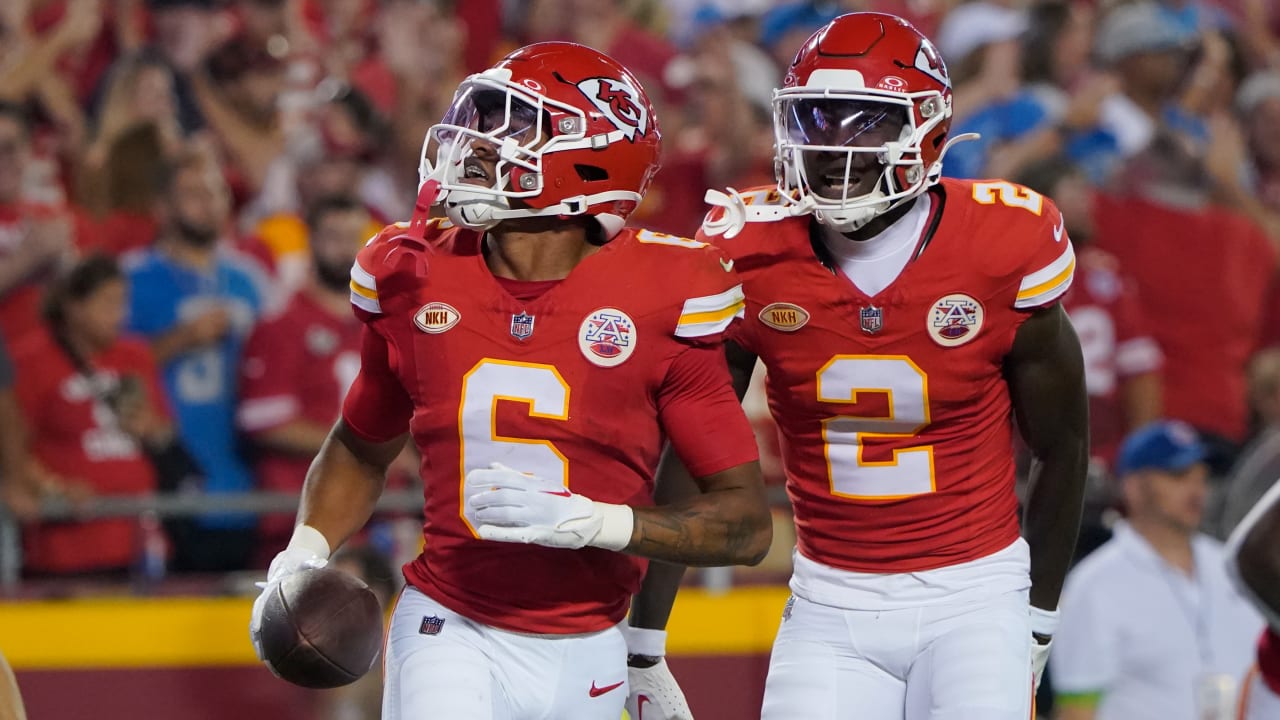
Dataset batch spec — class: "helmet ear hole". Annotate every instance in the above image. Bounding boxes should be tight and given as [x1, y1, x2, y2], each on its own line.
[575, 164, 609, 182]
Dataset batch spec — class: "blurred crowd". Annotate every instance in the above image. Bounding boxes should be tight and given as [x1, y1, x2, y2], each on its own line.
[0, 0, 1278, 592]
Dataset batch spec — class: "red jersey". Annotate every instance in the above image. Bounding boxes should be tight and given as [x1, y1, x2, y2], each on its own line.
[238, 291, 361, 544]
[12, 330, 167, 573]
[1060, 246, 1162, 466]
[699, 179, 1075, 573]
[341, 221, 758, 634]
[1094, 196, 1275, 443]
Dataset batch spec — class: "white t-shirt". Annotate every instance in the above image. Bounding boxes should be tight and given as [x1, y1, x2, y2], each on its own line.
[818, 194, 932, 298]
[1052, 522, 1264, 720]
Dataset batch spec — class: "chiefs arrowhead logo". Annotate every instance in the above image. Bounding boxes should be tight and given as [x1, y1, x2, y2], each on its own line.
[577, 77, 648, 141]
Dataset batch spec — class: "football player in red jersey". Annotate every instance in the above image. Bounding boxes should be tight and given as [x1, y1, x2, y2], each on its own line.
[632, 13, 1089, 720]
[247, 42, 772, 720]
[1228, 480, 1280, 720]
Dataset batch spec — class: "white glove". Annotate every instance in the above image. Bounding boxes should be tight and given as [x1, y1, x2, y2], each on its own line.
[1031, 639, 1052, 691]
[249, 524, 331, 669]
[1029, 605, 1059, 692]
[623, 627, 693, 720]
[464, 463, 633, 551]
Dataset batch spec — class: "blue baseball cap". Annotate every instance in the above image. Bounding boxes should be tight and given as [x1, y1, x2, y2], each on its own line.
[1115, 420, 1207, 477]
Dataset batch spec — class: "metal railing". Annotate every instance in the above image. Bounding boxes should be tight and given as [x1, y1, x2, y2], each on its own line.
[0, 490, 425, 591]
[0, 487, 791, 591]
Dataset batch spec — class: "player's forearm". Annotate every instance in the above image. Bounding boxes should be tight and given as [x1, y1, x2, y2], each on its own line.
[1023, 441, 1089, 611]
[629, 446, 699, 631]
[627, 466, 771, 567]
[296, 421, 405, 552]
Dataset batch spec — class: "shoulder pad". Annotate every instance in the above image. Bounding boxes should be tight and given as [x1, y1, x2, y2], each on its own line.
[349, 223, 443, 320]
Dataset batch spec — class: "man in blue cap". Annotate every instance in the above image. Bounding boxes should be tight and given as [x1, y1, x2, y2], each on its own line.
[1051, 421, 1264, 720]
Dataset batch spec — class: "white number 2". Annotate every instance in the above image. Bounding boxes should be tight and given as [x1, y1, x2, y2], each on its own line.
[972, 181, 1044, 215]
[458, 359, 570, 533]
[818, 356, 935, 500]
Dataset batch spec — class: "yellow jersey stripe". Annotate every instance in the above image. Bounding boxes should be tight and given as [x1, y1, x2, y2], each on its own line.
[1016, 257, 1075, 301]
[679, 300, 746, 327]
[349, 279, 379, 300]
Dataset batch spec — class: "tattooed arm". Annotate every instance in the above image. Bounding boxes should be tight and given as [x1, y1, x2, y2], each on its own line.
[625, 460, 770, 566]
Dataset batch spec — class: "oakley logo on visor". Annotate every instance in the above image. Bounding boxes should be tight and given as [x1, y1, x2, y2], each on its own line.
[577, 77, 648, 140]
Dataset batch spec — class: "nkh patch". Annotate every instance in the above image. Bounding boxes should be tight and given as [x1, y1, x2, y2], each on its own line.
[510, 312, 536, 341]
[420, 615, 446, 635]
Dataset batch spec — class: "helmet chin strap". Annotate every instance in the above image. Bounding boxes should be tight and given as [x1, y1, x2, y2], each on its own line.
[443, 186, 643, 232]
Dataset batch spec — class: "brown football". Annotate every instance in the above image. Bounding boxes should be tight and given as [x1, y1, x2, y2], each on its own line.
[258, 567, 385, 688]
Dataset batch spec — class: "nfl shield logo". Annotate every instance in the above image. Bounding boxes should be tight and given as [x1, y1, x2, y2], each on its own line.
[859, 305, 883, 334]
[510, 312, 535, 340]
[419, 615, 446, 636]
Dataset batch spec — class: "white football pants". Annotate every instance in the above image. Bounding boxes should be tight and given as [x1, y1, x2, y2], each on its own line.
[382, 586, 628, 720]
[761, 589, 1035, 720]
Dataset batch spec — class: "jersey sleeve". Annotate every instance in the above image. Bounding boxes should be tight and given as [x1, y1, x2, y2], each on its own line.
[667, 241, 745, 345]
[656, 343, 759, 478]
[348, 223, 435, 323]
[341, 325, 413, 443]
[237, 318, 304, 433]
[1009, 198, 1076, 311]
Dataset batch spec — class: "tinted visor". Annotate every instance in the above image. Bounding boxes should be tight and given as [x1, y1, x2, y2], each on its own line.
[435, 86, 542, 145]
[780, 98, 908, 148]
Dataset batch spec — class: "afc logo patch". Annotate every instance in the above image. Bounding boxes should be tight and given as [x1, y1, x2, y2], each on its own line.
[927, 293, 985, 347]
[420, 615, 446, 636]
[510, 312, 536, 341]
[579, 308, 636, 367]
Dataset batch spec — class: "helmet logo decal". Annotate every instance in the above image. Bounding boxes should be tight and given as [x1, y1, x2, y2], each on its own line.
[577, 77, 648, 141]
[913, 43, 949, 88]
[876, 76, 908, 93]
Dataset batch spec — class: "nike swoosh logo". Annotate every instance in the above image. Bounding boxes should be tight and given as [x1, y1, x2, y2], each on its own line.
[589, 680, 624, 697]
[1052, 218, 1065, 243]
[638, 695, 651, 718]
[720, 257, 734, 272]
[541, 489, 572, 498]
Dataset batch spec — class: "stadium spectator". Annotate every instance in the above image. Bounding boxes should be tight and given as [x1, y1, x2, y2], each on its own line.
[0, 101, 85, 346]
[12, 254, 172, 576]
[1071, 2, 1204, 186]
[1053, 421, 1264, 720]
[1232, 70, 1280, 238]
[237, 195, 364, 562]
[123, 149, 266, 572]
[1019, 157, 1162, 470]
[1093, 130, 1275, 468]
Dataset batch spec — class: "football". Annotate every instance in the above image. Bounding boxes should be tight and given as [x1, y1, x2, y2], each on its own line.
[257, 566, 385, 688]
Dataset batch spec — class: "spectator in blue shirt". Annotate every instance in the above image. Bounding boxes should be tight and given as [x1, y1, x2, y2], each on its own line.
[123, 149, 266, 572]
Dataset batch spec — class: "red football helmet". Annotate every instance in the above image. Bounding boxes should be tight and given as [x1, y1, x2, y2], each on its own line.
[774, 13, 962, 232]
[421, 42, 662, 238]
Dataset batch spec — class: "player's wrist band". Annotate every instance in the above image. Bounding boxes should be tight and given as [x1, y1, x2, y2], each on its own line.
[287, 524, 332, 560]
[589, 502, 634, 551]
[623, 625, 667, 658]
[1029, 605, 1059, 639]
